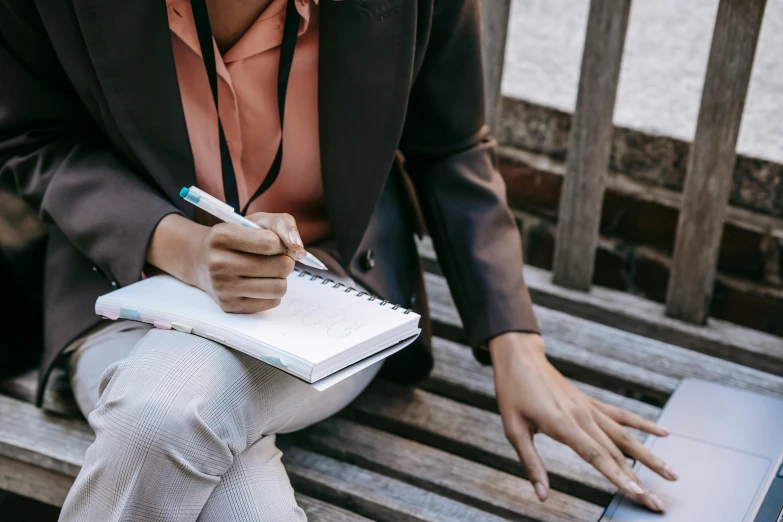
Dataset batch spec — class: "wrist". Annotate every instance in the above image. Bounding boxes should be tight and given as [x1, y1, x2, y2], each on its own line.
[488, 331, 545, 362]
[146, 214, 208, 287]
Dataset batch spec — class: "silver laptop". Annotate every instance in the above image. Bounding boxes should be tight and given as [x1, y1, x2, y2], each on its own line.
[600, 379, 783, 522]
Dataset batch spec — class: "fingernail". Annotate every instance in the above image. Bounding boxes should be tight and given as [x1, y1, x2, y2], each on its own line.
[648, 493, 665, 511]
[664, 464, 679, 480]
[658, 426, 671, 436]
[289, 230, 303, 247]
[293, 249, 306, 261]
[534, 481, 548, 501]
[627, 481, 644, 495]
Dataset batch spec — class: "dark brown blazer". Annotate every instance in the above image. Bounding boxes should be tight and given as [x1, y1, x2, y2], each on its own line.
[0, 0, 539, 406]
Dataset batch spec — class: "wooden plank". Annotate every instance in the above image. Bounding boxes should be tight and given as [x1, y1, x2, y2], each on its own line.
[348, 381, 615, 505]
[282, 445, 509, 522]
[0, 452, 368, 522]
[666, 0, 768, 323]
[552, 0, 632, 291]
[423, 271, 783, 404]
[418, 236, 783, 377]
[0, 394, 91, 478]
[295, 495, 374, 522]
[479, 0, 512, 134]
[426, 336, 662, 422]
[0, 454, 73, 507]
[0, 368, 81, 418]
[296, 416, 603, 522]
[0, 394, 486, 521]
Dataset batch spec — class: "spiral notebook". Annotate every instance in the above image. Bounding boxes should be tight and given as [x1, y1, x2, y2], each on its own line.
[94, 268, 421, 390]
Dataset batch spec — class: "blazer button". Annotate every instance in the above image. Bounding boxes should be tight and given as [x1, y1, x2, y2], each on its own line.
[111, 281, 118, 288]
[360, 249, 376, 271]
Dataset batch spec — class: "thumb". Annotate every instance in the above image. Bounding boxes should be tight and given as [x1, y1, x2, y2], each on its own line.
[247, 212, 305, 260]
[506, 417, 550, 501]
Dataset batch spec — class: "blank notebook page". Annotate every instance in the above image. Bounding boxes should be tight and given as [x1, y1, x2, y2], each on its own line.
[95, 272, 419, 372]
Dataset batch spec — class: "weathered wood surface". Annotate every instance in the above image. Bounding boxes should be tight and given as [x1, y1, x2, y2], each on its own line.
[424, 271, 783, 404]
[349, 381, 614, 506]
[283, 446, 509, 522]
[296, 416, 602, 522]
[419, 236, 783, 377]
[4, 232, 783, 520]
[479, 0, 512, 134]
[0, 393, 485, 520]
[425, 336, 662, 423]
[666, 0, 768, 324]
[0, 454, 74, 507]
[553, 0, 632, 291]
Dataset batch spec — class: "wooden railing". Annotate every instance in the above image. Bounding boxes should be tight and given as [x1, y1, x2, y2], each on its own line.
[481, 0, 769, 326]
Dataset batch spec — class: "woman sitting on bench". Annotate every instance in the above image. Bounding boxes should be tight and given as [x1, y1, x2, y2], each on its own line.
[0, 0, 675, 518]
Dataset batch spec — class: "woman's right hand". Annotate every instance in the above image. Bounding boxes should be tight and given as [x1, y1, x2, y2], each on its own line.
[146, 213, 305, 314]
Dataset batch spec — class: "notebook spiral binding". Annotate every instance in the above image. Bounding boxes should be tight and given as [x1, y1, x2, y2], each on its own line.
[294, 267, 412, 315]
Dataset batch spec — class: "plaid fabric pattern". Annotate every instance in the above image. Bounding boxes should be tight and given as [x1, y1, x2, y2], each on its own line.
[62, 318, 379, 521]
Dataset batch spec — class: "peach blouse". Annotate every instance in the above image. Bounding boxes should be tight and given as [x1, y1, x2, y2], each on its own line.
[167, 0, 329, 244]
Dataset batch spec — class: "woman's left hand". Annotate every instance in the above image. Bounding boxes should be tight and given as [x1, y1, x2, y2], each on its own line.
[489, 332, 678, 512]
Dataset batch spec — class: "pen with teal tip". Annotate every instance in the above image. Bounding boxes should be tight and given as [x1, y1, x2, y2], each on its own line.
[180, 186, 328, 271]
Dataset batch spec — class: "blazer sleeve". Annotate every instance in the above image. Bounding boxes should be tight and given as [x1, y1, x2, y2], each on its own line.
[0, 1, 181, 287]
[399, 0, 540, 362]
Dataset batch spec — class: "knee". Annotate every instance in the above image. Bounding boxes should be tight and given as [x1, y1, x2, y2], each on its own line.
[88, 339, 241, 474]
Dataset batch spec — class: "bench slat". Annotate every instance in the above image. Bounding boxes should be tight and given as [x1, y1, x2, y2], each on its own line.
[0, 454, 73, 507]
[0, 453, 368, 521]
[349, 381, 615, 505]
[419, 236, 783, 377]
[297, 416, 602, 522]
[282, 445, 509, 522]
[424, 272, 783, 404]
[553, 0, 632, 291]
[426, 336, 662, 422]
[667, 0, 768, 324]
[0, 394, 486, 520]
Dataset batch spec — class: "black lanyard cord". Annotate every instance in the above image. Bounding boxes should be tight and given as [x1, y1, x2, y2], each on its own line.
[190, 0, 301, 215]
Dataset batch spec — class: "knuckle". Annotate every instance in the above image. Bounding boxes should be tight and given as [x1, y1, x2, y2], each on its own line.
[258, 298, 282, 312]
[503, 426, 520, 444]
[619, 430, 635, 446]
[270, 278, 287, 298]
[281, 255, 295, 275]
[208, 253, 231, 274]
[209, 225, 232, 246]
[582, 447, 603, 465]
[217, 297, 238, 313]
[270, 255, 294, 277]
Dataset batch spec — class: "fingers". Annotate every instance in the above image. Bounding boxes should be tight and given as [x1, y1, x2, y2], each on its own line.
[217, 296, 282, 314]
[246, 212, 306, 260]
[209, 251, 295, 280]
[595, 411, 679, 482]
[503, 415, 549, 501]
[206, 251, 294, 313]
[581, 418, 665, 512]
[210, 223, 288, 256]
[592, 400, 670, 438]
[553, 424, 647, 501]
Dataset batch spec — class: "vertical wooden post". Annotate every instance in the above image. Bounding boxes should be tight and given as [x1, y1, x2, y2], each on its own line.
[666, 0, 766, 324]
[480, 0, 513, 134]
[552, 0, 632, 291]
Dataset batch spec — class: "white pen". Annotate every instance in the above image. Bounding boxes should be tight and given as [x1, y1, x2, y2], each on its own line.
[180, 186, 328, 271]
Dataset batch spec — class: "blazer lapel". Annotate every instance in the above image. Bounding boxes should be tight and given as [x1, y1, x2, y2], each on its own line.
[318, 0, 415, 266]
[72, 0, 197, 218]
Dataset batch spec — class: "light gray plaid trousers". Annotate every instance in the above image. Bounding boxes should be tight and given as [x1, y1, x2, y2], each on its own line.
[60, 317, 381, 522]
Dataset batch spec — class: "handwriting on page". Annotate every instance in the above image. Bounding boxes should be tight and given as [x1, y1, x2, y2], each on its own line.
[284, 299, 374, 339]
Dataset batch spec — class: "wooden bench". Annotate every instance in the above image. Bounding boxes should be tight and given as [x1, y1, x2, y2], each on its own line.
[2, 0, 781, 519]
[2, 248, 782, 520]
